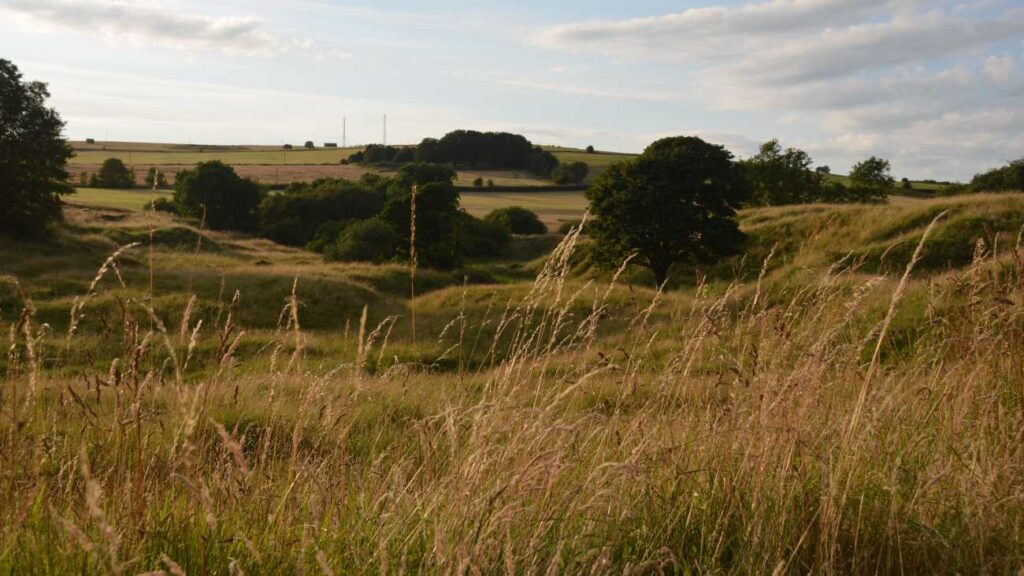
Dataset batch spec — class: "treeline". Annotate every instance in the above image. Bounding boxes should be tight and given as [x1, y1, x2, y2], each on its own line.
[743, 140, 894, 205]
[940, 158, 1024, 195]
[153, 160, 549, 270]
[348, 130, 578, 181]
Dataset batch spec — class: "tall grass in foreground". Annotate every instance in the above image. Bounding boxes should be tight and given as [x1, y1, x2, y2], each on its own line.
[2, 221, 1023, 574]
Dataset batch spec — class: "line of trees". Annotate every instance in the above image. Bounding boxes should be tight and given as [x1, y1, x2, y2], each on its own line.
[348, 130, 563, 179]
[744, 139, 892, 205]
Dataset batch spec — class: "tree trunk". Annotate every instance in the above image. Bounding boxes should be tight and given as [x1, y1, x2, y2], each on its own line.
[651, 263, 669, 288]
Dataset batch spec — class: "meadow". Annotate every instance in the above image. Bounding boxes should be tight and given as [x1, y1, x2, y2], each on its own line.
[2, 192, 1023, 573]
[69, 142, 630, 188]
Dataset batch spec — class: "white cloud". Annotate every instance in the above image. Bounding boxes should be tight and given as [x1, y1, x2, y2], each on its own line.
[533, 0, 891, 59]
[984, 54, 1015, 82]
[532, 0, 1024, 179]
[0, 0, 351, 59]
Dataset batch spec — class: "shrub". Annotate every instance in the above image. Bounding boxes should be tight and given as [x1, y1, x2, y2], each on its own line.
[473, 177, 484, 187]
[586, 145, 595, 153]
[485, 206, 548, 235]
[552, 162, 589, 185]
[325, 218, 401, 263]
[304, 141, 315, 149]
[145, 167, 168, 189]
[146, 197, 179, 214]
[457, 211, 509, 257]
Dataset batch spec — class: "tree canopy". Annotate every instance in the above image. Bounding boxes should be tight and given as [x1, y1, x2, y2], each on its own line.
[259, 178, 384, 246]
[0, 59, 73, 239]
[173, 161, 263, 231]
[94, 158, 135, 188]
[848, 156, 894, 203]
[745, 140, 824, 205]
[552, 161, 589, 185]
[586, 136, 748, 286]
[968, 158, 1024, 192]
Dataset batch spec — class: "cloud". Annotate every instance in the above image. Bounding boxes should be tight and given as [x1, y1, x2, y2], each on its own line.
[0, 0, 351, 59]
[532, 0, 1024, 179]
[533, 0, 891, 58]
[984, 53, 1016, 82]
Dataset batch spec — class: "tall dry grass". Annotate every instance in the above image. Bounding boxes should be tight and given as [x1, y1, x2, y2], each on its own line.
[1, 220, 1023, 574]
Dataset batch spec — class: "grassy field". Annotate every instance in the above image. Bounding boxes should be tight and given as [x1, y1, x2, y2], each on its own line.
[2, 195, 1023, 572]
[68, 187, 172, 211]
[460, 190, 588, 228]
[70, 141, 363, 165]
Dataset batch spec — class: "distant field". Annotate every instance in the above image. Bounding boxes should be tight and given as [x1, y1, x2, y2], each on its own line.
[70, 141, 363, 165]
[547, 147, 636, 182]
[68, 187, 171, 211]
[461, 190, 588, 228]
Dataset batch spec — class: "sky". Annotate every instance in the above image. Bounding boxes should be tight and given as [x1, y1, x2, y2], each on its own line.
[1, 0, 1022, 181]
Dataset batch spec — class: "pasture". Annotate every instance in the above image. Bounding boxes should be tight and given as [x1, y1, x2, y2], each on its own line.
[2, 194, 1023, 573]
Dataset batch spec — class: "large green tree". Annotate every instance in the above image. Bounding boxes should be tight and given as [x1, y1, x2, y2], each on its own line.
[745, 139, 823, 205]
[173, 161, 263, 231]
[848, 156, 894, 203]
[382, 179, 461, 269]
[95, 158, 135, 188]
[586, 136, 748, 286]
[0, 59, 73, 239]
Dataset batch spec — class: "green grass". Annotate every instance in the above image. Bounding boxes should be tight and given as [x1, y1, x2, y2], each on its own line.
[68, 187, 172, 210]
[460, 190, 588, 227]
[70, 143, 363, 166]
[547, 146, 637, 182]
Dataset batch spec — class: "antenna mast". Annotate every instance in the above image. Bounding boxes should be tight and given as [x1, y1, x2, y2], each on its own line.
[383, 113, 387, 146]
[342, 116, 347, 148]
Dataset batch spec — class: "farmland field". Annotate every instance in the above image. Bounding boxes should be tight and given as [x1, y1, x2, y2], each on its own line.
[70, 141, 364, 165]
[68, 187, 172, 210]
[460, 190, 587, 227]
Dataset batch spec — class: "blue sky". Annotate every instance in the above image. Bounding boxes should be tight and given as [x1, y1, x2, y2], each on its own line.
[1, 0, 1022, 180]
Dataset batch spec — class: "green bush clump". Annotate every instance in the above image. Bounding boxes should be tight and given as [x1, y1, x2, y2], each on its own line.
[485, 206, 548, 235]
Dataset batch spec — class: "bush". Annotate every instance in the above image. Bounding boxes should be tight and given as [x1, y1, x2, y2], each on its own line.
[457, 211, 509, 258]
[304, 141, 315, 149]
[586, 145, 595, 153]
[473, 177, 484, 187]
[485, 206, 548, 235]
[552, 162, 589, 185]
[174, 161, 263, 231]
[145, 167, 168, 189]
[146, 197, 179, 214]
[325, 218, 401, 263]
